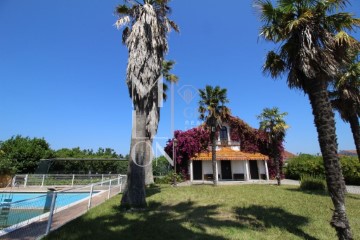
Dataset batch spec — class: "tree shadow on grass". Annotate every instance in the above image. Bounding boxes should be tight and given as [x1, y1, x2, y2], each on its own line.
[285, 187, 329, 197]
[347, 194, 360, 200]
[146, 184, 162, 197]
[234, 205, 319, 240]
[47, 200, 320, 240]
[48, 200, 238, 240]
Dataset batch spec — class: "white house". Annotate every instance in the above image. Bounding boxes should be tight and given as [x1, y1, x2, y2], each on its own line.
[189, 124, 269, 182]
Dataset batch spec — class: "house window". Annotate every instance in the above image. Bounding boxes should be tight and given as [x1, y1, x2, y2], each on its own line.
[220, 126, 228, 141]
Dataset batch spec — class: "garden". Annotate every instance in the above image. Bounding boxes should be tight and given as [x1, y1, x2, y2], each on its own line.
[45, 184, 360, 240]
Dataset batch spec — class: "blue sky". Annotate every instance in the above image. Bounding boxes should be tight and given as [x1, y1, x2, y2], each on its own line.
[0, 0, 359, 156]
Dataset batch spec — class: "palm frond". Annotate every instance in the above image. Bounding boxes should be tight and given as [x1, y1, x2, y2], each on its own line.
[324, 0, 350, 13]
[326, 13, 360, 32]
[116, 4, 131, 15]
[169, 20, 180, 32]
[162, 60, 179, 83]
[198, 85, 229, 128]
[263, 51, 286, 78]
[257, 107, 288, 142]
[115, 16, 131, 29]
[335, 31, 360, 47]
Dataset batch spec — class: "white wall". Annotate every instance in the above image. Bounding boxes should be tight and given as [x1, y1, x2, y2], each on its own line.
[231, 161, 245, 174]
[257, 160, 266, 174]
[202, 161, 213, 175]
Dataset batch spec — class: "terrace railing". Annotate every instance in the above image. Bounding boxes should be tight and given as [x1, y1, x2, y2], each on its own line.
[0, 175, 126, 240]
[11, 174, 121, 188]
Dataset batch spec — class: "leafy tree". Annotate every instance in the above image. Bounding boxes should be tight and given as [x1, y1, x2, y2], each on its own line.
[152, 156, 171, 176]
[0, 150, 17, 175]
[115, 0, 178, 208]
[330, 51, 360, 162]
[0, 135, 54, 173]
[256, 0, 359, 238]
[50, 147, 126, 174]
[257, 107, 288, 186]
[198, 85, 230, 186]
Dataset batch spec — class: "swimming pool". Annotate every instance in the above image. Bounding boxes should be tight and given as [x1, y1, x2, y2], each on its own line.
[0, 192, 97, 229]
[0, 192, 92, 208]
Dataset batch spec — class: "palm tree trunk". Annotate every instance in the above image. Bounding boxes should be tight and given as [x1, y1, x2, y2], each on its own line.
[348, 114, 360, 162]
[307, 79, 352, 240]
[121, 109, 147, 208]
[274, 142, 281, 186]
[210, 130, 218, 186]
[145, 139, 154, 185]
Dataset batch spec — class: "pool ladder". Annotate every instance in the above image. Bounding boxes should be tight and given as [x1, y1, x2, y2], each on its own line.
[0, 188, 13, 228]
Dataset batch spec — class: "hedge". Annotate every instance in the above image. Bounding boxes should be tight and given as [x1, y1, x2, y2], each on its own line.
[285, 154, 360, 185]
[300, 174, 327, 192]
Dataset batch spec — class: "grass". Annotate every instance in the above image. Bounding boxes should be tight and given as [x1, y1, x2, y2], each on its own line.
[45, 184, 360, 240]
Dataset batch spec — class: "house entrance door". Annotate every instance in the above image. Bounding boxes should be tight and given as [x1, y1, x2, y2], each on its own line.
[221, 160, 232, 180]
[193, 161, 202, 180]
[249, 161, 259, 179]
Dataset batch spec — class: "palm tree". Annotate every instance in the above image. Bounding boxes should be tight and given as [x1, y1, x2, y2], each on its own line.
[330, 52, 360, 162]
[144, 60, 179, 185]
[161, 60, 179, 101]
[198, 85, 230, 186]
[115, 0, 178, 208]
[257, 107, 288, 186]
[256, 0, 359, 238]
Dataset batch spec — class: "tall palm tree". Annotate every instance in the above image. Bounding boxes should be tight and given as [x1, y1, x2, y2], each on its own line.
[115, 0, 178, 208]
[144, 60, 179, 185]
[198, 85, 230, 186]
[257, 107, 288, 186]
[256, 0, 359, 238]
[330, 52, 360, 162]
[161, 60, 179, 101]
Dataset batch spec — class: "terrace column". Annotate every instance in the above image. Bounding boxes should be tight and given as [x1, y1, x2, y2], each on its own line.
[215, 161, 219, 181]
[189, 160, 193, 183]
[264, 160, 269, 181]
[245, 160, 250, 181]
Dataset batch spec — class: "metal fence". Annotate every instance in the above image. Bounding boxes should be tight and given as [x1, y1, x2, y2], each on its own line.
[0, 175, 126, 240]
[11, 174, 122, 188]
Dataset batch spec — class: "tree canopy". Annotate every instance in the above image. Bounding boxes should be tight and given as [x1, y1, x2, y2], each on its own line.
[0, 135, 54, 174]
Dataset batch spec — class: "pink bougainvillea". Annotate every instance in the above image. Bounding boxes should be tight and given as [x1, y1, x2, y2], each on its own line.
[165, 115, 284, 179]
[164, 127, 210, 179]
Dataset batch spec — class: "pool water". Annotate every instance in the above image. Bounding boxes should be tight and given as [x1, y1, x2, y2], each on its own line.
[0, 192, 92, 207]
[0, 192, 95, 229]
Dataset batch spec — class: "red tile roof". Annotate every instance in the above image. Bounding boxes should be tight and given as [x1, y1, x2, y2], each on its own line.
[283, 150, 296, 160]
[191, 147, 269, 161]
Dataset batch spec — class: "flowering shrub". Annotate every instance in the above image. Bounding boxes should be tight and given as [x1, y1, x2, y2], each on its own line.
[164, 127, 210, 179]
[165, 115, 284, 179]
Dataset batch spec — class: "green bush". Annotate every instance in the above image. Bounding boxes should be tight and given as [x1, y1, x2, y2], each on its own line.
[300, 174, 327, 191]
[45, 160, 128, 174]
[340, 156, 360, 185]
[0, 136, 55, 173]
[285, 154, 324, 179]
[153, 156, 172, 176]
[0, 157, 17, 175]
[285, 154, 360, 185]
[154, 172, 183, 184]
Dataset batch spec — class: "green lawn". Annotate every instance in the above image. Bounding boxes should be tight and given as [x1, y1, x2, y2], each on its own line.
[45, 184, 360, 240]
